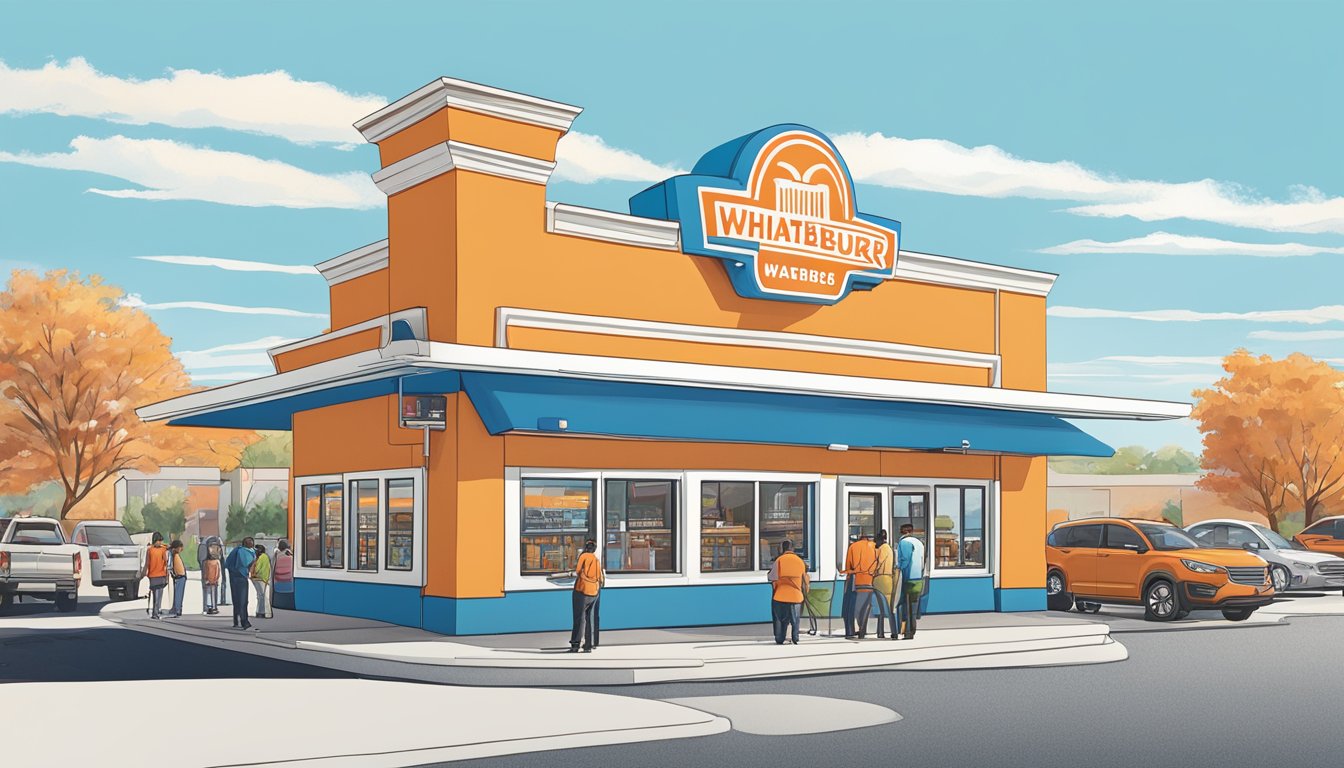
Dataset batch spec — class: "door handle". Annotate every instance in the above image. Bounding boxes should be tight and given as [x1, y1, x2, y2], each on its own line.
[1098, 553, 1111, 557]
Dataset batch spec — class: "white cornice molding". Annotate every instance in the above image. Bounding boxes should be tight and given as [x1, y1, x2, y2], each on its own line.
[372, 141, 556, 195]
[315, 240, 389, 285]
[545, 202, 681, 250]
[268, 308, 428, 365]
[895, 250, 1057, 297]
[354, 77, 583, 143]
[496, 306, 1001, 382]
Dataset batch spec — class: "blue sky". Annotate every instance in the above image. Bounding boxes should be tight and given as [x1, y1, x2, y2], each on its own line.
[2, 0, 1342, 453]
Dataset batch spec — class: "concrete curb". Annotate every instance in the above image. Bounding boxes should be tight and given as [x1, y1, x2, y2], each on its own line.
[105, 608, 1126, 686]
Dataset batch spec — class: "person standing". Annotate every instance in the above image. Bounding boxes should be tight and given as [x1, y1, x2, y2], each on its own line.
[224, 537, 257, 630]
[165, 540, 188, 618]
[202, 549, 221, 615]
[271, 540, 295, 611]
[250, 544, 272, 619]
[568, 540, 604, 653]
[145, 532, 170, 620]
[767, 540, 809, 645]
[872, 530, 899, 638]
[896, 524, 927, 640]
[841, 532, 877, 639]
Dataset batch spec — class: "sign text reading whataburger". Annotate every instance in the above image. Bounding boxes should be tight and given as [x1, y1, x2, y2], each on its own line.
[631, 125, 902, 304]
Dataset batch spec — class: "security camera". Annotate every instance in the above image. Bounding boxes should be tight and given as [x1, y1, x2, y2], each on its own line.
[961, 439, 971, 450]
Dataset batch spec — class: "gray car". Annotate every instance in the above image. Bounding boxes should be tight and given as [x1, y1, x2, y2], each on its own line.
[1186, 519, 1344, 593]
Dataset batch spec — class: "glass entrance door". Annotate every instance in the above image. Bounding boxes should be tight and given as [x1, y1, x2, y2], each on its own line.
[846, 488, 884, 543]
[891, 491, 931, 568]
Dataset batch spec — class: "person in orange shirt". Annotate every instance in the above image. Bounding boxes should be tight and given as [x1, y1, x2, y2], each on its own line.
[768, 540, 810, 645]
[144, 532, 170, 620]
[569, 539, 605, 653]
[841, 532, 878, 639]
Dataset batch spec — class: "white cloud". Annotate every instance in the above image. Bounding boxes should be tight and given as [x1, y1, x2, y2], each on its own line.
[1091, 355, 1224, 366]
[831, 132, 1344, 235]
[0, 58, 383, 147]
[0, 135, 383, 209]
[1248, 329, 1344, 342]
[1048, 305, 1344, 325]
[136, 255, 319, 275]
[553, 132, 686, 183]
[1040, 232, 1344, 257]
[121, 293, 325, 319]
[178, 335, 300, 370]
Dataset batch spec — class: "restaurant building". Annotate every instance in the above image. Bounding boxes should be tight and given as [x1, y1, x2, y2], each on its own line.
[139, 76, 1188, 635]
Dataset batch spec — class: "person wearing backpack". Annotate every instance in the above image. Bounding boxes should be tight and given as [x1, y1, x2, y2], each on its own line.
[144, 533, 170, 620]
[271, 540, 295, 611]
[224, 537, 257, 629]
[165, 540, 188, 618]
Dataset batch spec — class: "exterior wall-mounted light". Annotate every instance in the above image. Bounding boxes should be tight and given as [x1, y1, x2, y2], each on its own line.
[827, 443, 849, 451]
[537, 417, 569, 431]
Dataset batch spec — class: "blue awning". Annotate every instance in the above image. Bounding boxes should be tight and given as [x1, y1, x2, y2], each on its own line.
[461, 372, 1113, 457]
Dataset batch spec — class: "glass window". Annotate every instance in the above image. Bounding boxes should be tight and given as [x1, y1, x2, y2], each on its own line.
[72, 528, 87, 545]
[1104, 524, 1144, 549]
[1062, 524, 1104, 548]
[1303, 519, 1341, 539]
[605, 480, 677, 573]
[760, 482, 814, 569]
[934, 486, 986, 569]
[350, 479, 379, 572]
[701, 481, 754, 572]
[1135, 523, 1200, 551]
[847, 492, 880, 541]
[302, 484, 321, 567]
[891, 493, 929, 545]
[1188, 524, 1216, 544]
[86, 527, 133, 546]
[386, 479, 415, 571]
[1226, 525, 1262, 549]
[10, 522, 62, 545]
[321, 483, 344, 568]
[521, 479, 595, 575]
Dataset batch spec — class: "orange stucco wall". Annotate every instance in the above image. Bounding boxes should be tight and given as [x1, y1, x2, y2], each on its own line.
[285, 101, 1060, 604]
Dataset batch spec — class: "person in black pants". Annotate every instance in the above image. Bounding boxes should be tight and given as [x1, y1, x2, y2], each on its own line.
[224, 537, 257, 630]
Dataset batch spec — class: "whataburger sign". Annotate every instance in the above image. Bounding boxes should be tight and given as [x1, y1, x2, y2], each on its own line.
[631, 125, 901, 304]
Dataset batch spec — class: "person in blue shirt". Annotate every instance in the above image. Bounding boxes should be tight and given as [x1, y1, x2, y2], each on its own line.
[224, 537, 257, 629]
[895, 524, 927, 639]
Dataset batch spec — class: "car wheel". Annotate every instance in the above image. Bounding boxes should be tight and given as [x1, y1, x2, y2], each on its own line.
[1172, 609, 1191, 620]
[1270, 565, 1290, 593]
[55, 593, 78, 613]
[1046, 571, 1072, 611]
[1143, 579, 1180, 621]
[1074, 599, 1101, 614]
[1222, 607, 1255, 622]
[0, 594, 11, 615]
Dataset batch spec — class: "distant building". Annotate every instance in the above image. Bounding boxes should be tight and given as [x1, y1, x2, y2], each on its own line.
[1047, 469, 1264, 529]
[114, 467, 289, 540]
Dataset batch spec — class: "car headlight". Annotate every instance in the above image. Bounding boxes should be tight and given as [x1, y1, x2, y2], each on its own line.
[1181, 559, 1224, 574]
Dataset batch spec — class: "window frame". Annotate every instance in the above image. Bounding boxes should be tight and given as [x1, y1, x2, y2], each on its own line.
[603, 479, 680, 575]
[520, 476, 598, 577]
[700, 480, 757, 574]
[292, 470, 425, 587]
[932, 484, 989, 572]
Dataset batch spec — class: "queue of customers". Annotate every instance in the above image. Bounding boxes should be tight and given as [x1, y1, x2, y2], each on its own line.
[563, 526, 928, 650]
[144, 533, 296, 628]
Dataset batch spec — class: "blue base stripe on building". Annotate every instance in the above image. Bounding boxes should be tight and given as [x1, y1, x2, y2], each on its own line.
[295, 577, 1047, 635]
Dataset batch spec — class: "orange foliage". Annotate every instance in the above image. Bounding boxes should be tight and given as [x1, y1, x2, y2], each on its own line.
[1193, 350, 1344, 531]
[0, 270, 256, 519]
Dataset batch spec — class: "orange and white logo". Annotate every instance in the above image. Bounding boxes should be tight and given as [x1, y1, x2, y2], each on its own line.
[697, 131, 899, 301]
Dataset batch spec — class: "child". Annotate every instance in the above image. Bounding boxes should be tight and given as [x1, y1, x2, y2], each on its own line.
[202, 549, 221, 615]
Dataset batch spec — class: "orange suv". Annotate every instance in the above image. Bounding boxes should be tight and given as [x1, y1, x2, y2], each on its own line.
[1294, 516, 1344, 559]
[1045, 518, 1275, 622]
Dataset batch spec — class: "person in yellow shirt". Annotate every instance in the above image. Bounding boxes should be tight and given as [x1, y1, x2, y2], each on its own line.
[767, 540, 810, 645]
[569, 539, 605, 653]
[873, 530, 900, 638]
[842, 532, 877, 638]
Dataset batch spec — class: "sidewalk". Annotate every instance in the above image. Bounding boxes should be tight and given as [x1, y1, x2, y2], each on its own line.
[103, 574, 1126, 685]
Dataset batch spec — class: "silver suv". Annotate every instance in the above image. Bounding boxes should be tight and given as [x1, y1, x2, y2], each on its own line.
[1186, 519, 1344, 593]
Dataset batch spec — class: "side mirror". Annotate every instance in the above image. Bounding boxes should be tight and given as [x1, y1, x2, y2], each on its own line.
[1241, 541, 1261, 551]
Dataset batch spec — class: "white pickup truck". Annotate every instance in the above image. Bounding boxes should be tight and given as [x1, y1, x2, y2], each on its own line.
[0, 517, 83, 613]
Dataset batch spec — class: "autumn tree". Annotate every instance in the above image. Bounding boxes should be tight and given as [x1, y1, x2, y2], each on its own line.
[1193, 350, 1344, 532]
[0, 270, 256, 520]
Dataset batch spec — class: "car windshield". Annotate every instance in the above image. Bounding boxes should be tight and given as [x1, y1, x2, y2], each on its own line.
[1136, 523, 1201, 551]
[1256, 525, 1304, 550]
[86, 526, 133, 546]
